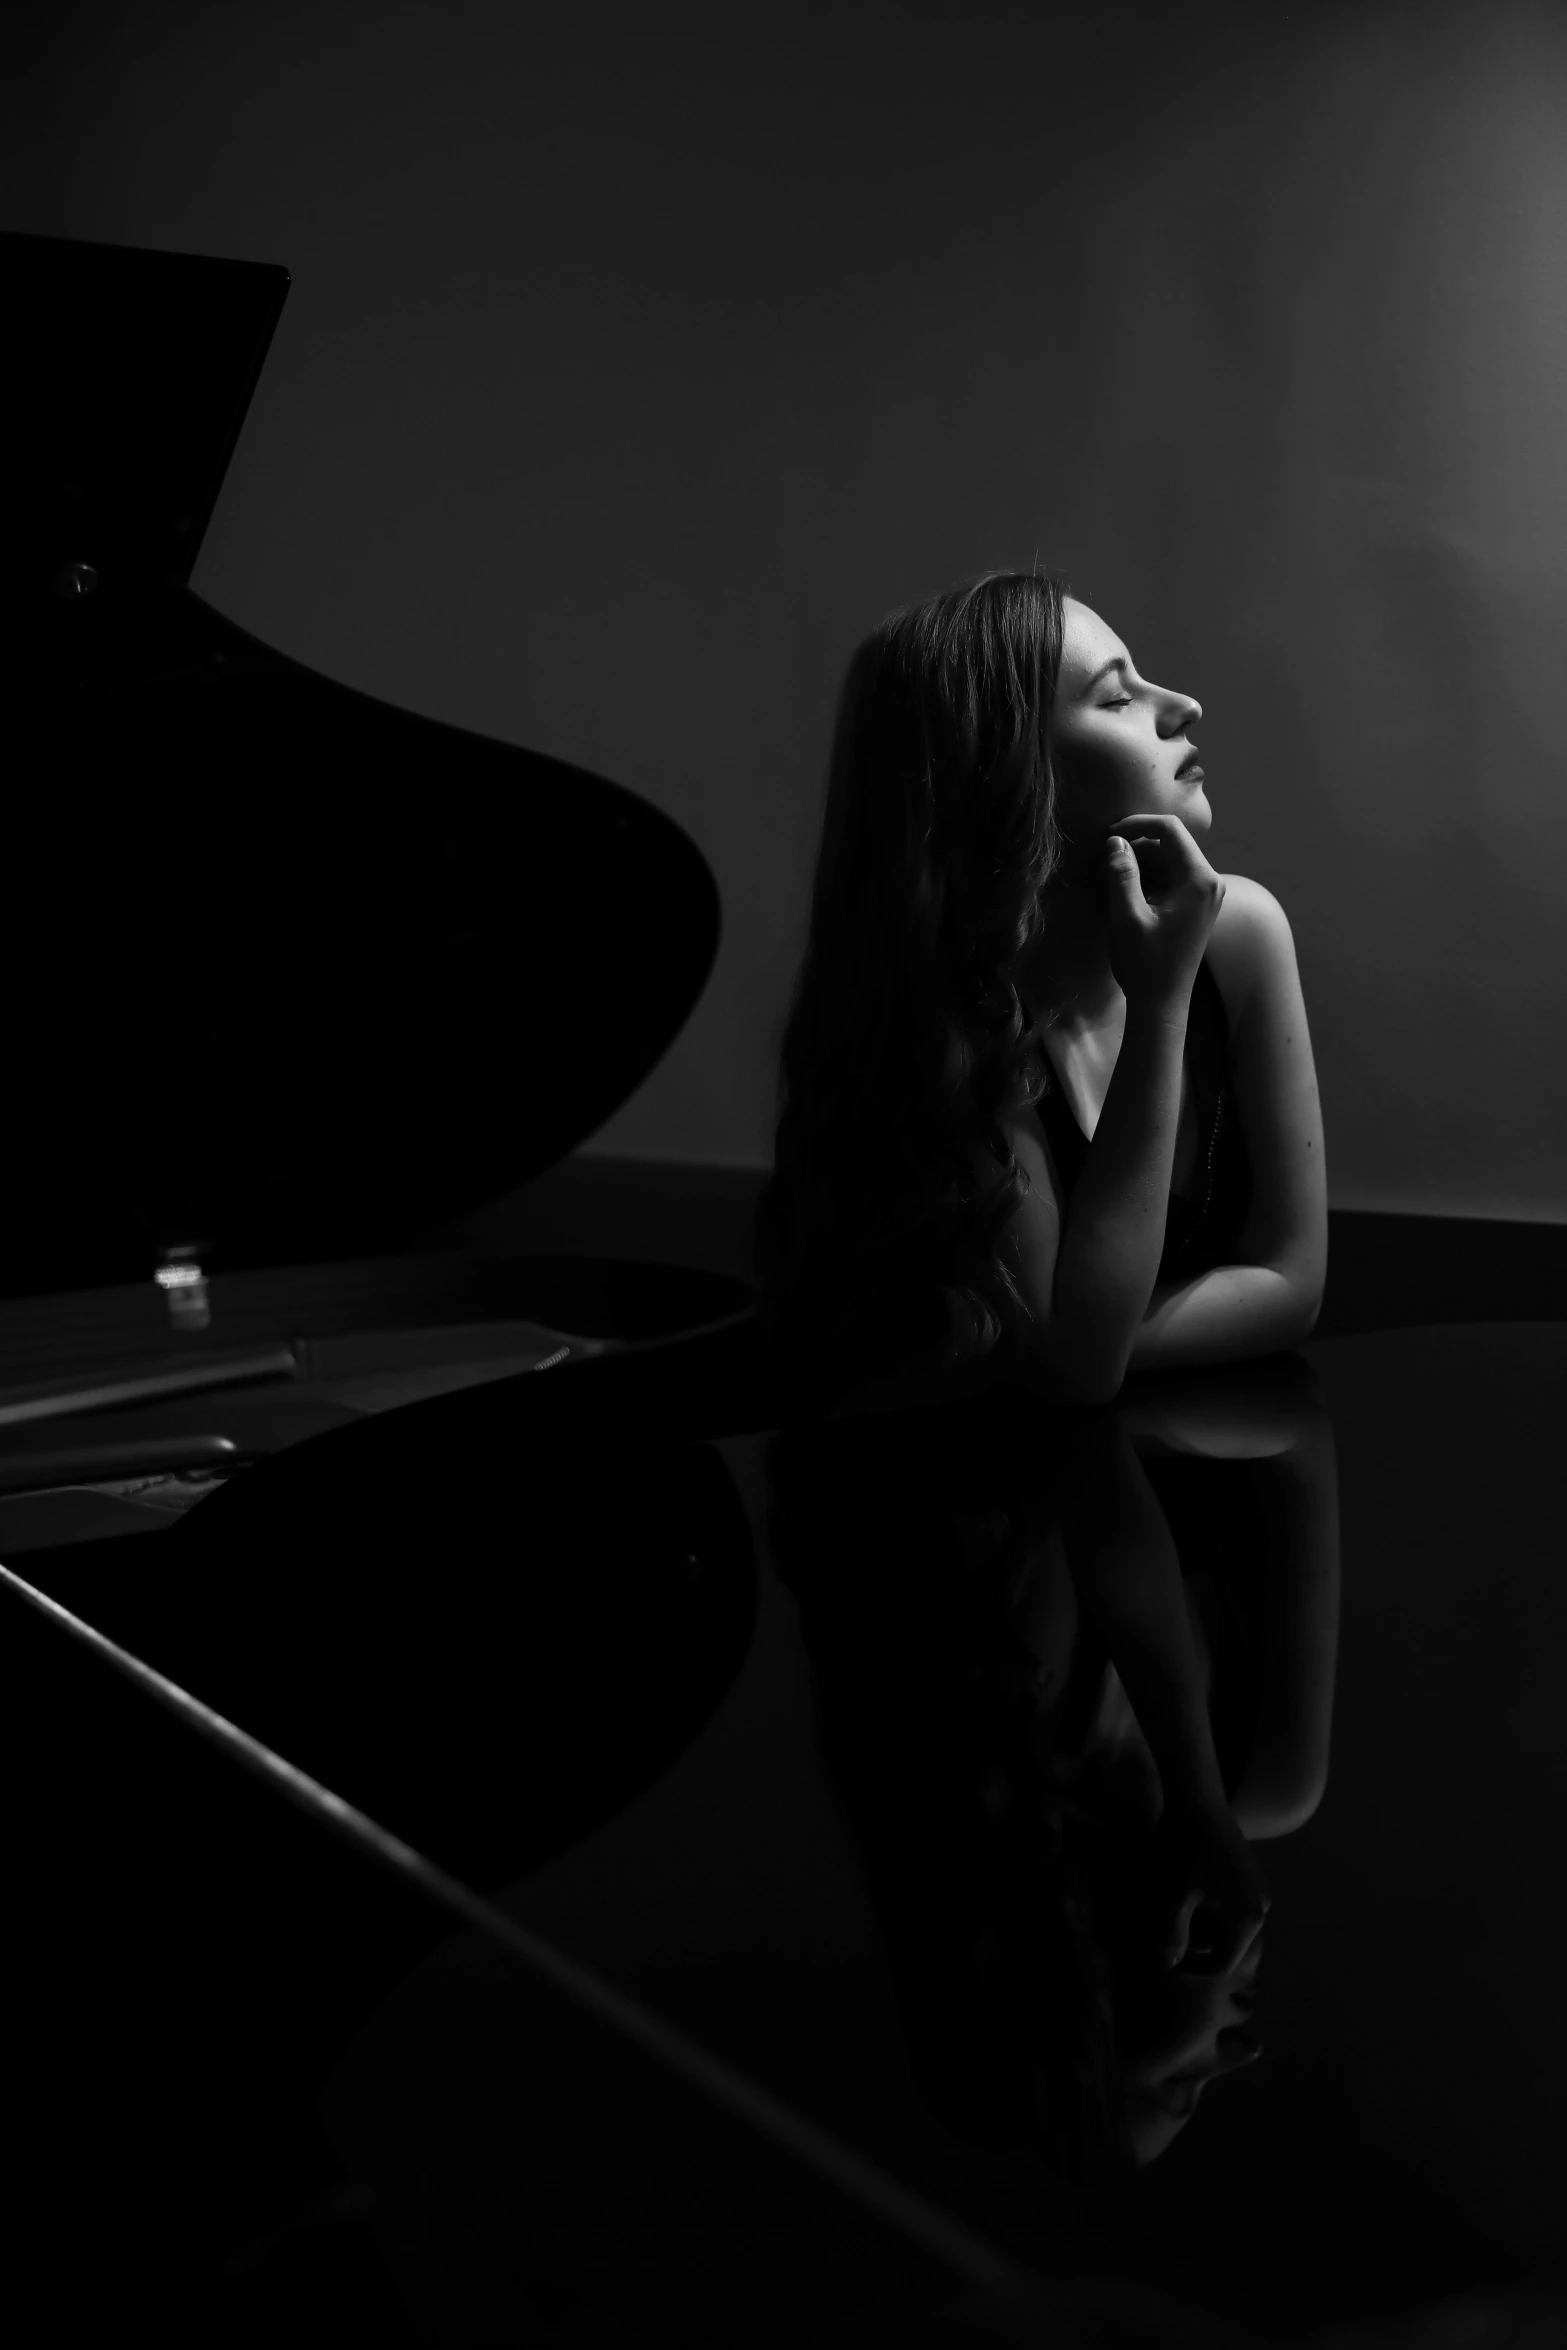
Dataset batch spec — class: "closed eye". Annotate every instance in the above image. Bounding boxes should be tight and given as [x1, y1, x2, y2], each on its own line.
[1101, 696, 1132, 709]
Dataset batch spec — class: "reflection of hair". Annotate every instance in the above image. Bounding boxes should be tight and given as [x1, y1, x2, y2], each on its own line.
[763, 1405, 1142, 2192]
[753, 570, 1071, 1418]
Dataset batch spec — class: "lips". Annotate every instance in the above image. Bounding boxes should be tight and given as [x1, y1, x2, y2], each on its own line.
[1176, 751, 1202, 779]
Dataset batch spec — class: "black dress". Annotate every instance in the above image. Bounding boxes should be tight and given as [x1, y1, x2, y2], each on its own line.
[1033, 955, 1254, 1285]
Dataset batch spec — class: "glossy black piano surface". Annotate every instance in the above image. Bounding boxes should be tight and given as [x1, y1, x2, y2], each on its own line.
[279, 1324, 1561, 2343]
[9, 1320, 1567, 2345]
[5, 228, 1567, 2350]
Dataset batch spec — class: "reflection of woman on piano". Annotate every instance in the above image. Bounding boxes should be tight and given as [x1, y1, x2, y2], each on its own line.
[763, 1395, 1280, 2184]
[753, 569, 1327, 1420]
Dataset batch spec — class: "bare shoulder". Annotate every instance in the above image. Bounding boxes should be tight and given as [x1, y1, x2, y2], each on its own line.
[1205, 871, 1293, 1036]
[1207, 871, 1327, 1300]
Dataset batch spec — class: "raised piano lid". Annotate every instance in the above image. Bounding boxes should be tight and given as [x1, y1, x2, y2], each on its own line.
[3, 225, 720, 1292]
[0, 229, 751, 1515]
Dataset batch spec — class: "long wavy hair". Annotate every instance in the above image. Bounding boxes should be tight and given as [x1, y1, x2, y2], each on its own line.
[753, 568, 1072, 1417]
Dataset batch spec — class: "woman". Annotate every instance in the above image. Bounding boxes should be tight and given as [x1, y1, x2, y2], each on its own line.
[753, 569, 1327, 1419]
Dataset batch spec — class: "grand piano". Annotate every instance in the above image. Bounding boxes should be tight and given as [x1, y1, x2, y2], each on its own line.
[0, 224, 768, 1539]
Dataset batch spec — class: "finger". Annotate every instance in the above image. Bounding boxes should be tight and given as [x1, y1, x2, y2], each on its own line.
[1161, 1889, 1201, 1967]
[1101, 849, 1150, 917]
[1223, 1909, 1268, 1973]
[1112, 812, 1200, 845]
[1111, 812, 1204, 858]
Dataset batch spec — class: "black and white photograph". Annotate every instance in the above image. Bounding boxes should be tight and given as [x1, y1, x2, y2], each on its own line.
[2, 2, 1565, 2343]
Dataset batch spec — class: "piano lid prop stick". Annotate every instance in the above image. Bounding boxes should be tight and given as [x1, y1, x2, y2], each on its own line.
[0, 1559, 1052, 2326]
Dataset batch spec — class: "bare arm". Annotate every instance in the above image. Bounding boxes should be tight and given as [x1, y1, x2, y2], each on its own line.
[1126, 1264, 1318, 1373]
[1126, 878, 1327, 1375]
[1005, 813, 1232, 1405]
[1004, 998, 1191, 1405]
[1051, 1000, 1195, 1393]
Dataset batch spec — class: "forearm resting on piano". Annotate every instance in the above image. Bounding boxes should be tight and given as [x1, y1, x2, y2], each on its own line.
[1123, 1263, 1321, 1379]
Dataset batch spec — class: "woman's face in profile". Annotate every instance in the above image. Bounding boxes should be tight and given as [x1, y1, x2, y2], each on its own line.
[1048, 599, 1212, 852]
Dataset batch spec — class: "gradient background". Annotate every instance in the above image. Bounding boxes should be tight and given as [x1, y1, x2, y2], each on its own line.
[6, 0, 1565, 1221]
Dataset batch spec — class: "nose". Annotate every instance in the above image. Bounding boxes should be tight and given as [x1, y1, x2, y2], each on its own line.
[1163, 686, 1201, 733]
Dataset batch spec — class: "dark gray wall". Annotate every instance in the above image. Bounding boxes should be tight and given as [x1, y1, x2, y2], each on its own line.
[8, 0, 1565, 1218]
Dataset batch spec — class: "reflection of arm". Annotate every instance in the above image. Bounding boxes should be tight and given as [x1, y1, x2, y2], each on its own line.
[1059, 1420, 1228, 1815]
[1227, 1422, 1341, 1839]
